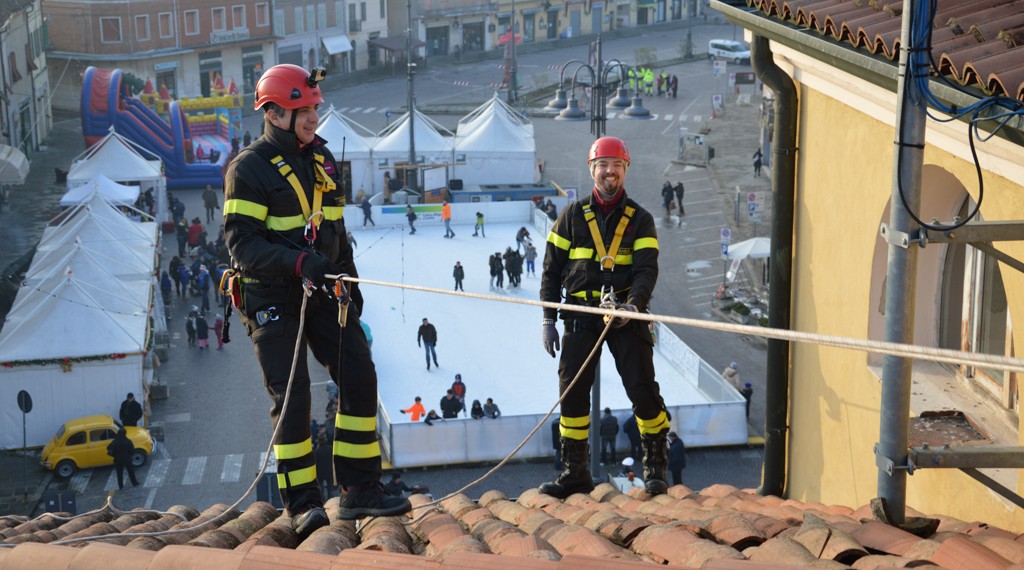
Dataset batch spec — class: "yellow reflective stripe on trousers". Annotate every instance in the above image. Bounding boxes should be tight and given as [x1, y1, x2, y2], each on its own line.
[333, 440, 381, 459]
[633, 236, 659, 251]
[277, 465, 316, 488]
[560, 426, 589, 440]
[560, 415, 589, 427]
[547, 231, 570, 251]
[223, 199, 268, 220]
[636, 412, 670, 434]
[265, 214, 307, 231]
[335, 414, 376, 432]
[274, 438, 313, 460]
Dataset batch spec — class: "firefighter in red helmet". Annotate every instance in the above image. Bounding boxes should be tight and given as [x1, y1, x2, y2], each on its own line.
[223, 64, 411, 538]
[539, 135, 670, 498]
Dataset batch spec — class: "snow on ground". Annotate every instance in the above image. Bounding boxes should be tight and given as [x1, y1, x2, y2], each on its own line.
[348, 219, 709, 421]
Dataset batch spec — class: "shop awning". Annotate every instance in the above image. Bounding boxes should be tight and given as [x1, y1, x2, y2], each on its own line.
[0, 144, 29, 185]
[367, 34, 426, 53]
[322, 34, 353, 55]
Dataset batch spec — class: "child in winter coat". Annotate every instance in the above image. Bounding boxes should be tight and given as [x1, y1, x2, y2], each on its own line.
[195, 312, 210, 350]
[213, 314, 225, 350]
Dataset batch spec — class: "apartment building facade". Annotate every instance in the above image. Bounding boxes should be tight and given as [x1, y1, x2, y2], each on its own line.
[1, 0, 51, 153]
[44, 0, 278, 111]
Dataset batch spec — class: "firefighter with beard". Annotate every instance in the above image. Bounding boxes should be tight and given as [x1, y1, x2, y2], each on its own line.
[223, 64, 410, 539]
[538, 136, 671, 498]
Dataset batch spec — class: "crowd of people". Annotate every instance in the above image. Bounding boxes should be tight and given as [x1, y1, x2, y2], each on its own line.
[399, 374, 501, 425]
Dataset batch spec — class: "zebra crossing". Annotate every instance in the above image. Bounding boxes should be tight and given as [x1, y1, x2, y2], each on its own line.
[68, 452, 280, 493]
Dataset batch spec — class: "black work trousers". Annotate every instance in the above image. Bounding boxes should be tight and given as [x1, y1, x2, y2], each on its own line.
[243, 283, 380, 513]
[557, 317, 666, 426]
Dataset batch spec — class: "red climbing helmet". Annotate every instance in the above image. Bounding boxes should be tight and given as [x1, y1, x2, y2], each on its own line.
[254, 64, 325, 111]
[588, 136, 631, 166]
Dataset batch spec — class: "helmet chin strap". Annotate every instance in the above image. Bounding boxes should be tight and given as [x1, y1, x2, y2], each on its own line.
[287, 108, 299, 135]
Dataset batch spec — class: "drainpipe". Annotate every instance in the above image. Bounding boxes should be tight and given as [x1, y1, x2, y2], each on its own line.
[751, 34, 797, 497]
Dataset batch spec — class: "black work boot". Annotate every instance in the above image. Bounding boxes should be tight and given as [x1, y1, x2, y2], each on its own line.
[291, 506, 329, 540]
[337, 480, 412, 520]
[539, 438, 594, 499]
[641, 430, 670, 495]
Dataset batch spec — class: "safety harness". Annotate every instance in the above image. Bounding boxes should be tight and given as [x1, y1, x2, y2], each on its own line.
[581, 202, 634, 306]
[270, 152, 336, 243]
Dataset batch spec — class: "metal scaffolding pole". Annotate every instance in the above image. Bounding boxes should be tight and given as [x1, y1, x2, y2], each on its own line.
[875, 0, 926, 524]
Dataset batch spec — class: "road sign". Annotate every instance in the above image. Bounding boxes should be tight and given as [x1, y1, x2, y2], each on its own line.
[721, 243, 729, 257]
[17, 390, 31, 413]
[713, 60, 726, 77]
[747, 191, 766, 213]
[720, 228, 731, 244]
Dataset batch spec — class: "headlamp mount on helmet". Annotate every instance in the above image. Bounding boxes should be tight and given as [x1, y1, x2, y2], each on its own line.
[307, 67, 326, 88]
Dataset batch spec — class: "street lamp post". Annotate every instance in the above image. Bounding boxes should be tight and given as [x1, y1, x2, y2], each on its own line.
[508, 0, 519, 103]
[545, 34, 651, 480]
[686, 0, 694, 59]
[405, 0, 417, 194]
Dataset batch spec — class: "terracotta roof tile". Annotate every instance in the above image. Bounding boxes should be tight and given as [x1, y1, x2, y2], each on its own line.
[9, 484, 1024, 568]
[745, 0, 1024, 100]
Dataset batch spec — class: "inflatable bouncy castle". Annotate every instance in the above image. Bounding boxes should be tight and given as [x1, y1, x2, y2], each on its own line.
[81, 67, 241, 190]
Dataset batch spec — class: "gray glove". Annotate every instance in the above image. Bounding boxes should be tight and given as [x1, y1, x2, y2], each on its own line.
[542, 321, 560, 358]
[607, 304, 638, 329]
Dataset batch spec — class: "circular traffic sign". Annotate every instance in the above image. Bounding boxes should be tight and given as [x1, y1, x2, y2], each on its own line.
[17, 390, 32, 414]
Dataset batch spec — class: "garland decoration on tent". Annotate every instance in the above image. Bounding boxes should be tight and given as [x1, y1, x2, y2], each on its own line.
[1, 353, 129, 371]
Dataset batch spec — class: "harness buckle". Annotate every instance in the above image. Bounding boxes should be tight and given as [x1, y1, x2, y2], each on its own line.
[255, 307, 280, 326]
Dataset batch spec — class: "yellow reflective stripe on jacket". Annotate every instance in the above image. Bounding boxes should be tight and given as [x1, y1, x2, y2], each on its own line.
[336, 414, 376, 432]
[568, 247, 595, 260]
[274, 438, 313, 460]
[323, 206, 344, 220]
[277, 465, 316, 488]
[333, 440, 381, 459]
[224, 199, 268, 220]
[633, 236, 659, 251]
[265, 214, 307, 231]
[636, 411, 670, 435]
[547, 231, 570, 251]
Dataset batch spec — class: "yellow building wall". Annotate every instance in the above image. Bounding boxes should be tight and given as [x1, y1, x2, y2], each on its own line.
[786, 82, 1024, 530]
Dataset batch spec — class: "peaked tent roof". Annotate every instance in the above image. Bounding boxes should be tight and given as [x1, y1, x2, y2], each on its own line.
[373, 109, 454, 155]
[316, 105, 376, 154]
[67, 130, 162, 183]
[455, 111, 535, 153]
[0, 143, 30, 185]
[59, 174, 140, 206]
[38, 196, 157, 256]
[457, 93, 533, 139]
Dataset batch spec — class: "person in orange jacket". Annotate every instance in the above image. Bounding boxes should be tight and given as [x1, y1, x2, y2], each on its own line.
[400, 396, 426, 421]
[441, 200, 454, 238]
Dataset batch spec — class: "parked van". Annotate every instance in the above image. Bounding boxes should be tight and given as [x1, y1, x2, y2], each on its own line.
[708, 40, 751, 64]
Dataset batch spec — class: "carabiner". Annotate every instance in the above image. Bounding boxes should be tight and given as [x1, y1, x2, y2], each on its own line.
[304, 211, 325, 245]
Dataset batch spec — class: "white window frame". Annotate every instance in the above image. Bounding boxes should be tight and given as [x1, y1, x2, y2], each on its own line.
[294, 6, 304, 33]
[232, 5, 246, 29]
[135, 14, 150, 42]
[273, 8, 284, 36]
[184, 10, 200, 36]
[99, 16, 123, 44]
[158, 12, 174, 38]
[256, 3, 270, 27]
[212, 7, 227, 32]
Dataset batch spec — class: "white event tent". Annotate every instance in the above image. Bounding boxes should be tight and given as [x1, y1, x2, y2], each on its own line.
[454, 95, 537, 185]
[372, 109, 454, 192]
[60, 174, 140, 207]
[67, 129, 167, 224]
[316, 105, 377, 197]
[0, 196, 160, 449]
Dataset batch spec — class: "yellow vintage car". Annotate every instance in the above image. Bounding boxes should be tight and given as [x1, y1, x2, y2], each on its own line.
[40, 414, 153, 479]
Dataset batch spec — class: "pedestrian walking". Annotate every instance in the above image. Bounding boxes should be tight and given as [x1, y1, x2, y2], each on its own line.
[472, 211, 485, 237]
[661, 181, 675, 215]
[453, 261, 465, 291]
[202, 185, 220, 223]
[224, 64, 409, 534]
[106, 428, 140, 489]
[667, 432, 687, 486]
[213, 314, 225, 350]
[195, 312, 210, 350]
[360, 197, 374, 226]
[243, 130, 252, 147]
[540, 136, 670, 498]
[515, 226, 530, 252]
[740, 382, 754, 418]
[176, 218, 189, 257]
[524, 243, 537, 276]
[442, 200, 454, 238]
[599, 407, 619, 464]
[722, 361, 741, 390]
[623, 415, 642, 465]
[119, 393, 143, 427]
[406, 205, 417, 234]
[169, 256, 184, 296]
[489, 252, 504, 289]
[160, 271, 172, 307]
[417, 317, 439, 370]
[673, 181, 685, 216]
[451, 374, 466, 406]
[187, 218, 204, 249]
[185, 308, 197, 347]
[670, 74, 679, 98]
[197, 264, 212, 313]
[753, 148, 763, 177]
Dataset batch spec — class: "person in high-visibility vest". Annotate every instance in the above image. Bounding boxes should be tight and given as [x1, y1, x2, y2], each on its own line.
[539, 136, 670, 499]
